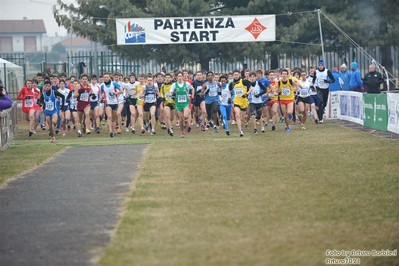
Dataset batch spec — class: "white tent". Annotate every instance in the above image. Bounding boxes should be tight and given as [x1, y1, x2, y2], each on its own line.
[0, 58, 24, 95]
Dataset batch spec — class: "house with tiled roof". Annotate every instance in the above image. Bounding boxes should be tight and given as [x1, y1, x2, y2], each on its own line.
[0, 19, 46, 52]
[58, 36, 108, 52]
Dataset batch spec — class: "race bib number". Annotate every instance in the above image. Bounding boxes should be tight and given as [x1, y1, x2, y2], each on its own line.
[46, 101, 54, 111]
[70, 98, 77, 105]
[145, 95, 155, 102]
[235, 88, 243, 97]
[222, 93, 228, 101]
[318, 80, 325, 86]
[25, 99, 33, 107]
[178, 95, 187, 103]
[80, 93, 89, 101]
[209, 89, 217, 97]
[165, 92, 172, 101]
[108, 94, 116, 101]
[300, 90, 308, 97]
[268, 92, 275, 98]
[281, 88, 291, 96]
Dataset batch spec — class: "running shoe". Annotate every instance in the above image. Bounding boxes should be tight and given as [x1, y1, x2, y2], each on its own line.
[285, 127, 291, 133]
[110, 132, 113, 138]
[29, 131, 34, 137]
[315, 119, 319, 124]
[176, 121, 180, 127]
[141, 127, 145, 134]
[161, 123, 167, 130]
[125, 127, 129, 132]
[55, 128, 60, 135]
[209, 121, 214, 128]
[226, 130, 230, 136]
[151, 130, 156, 135]
[86, 128, 91, 135]
[244, 123, 248, 130]
[50, 137, 55, 143]
[272, 125, 276, 131]
[239, 130, 244, 137]
[131, 128, 136, 134]
[301, 124, 306, 130]
[62, 131, 66, 136]
[180, 132, 185, 138]
[201, 124, 206, 131]
[117, 128, 121, 134]
[187, 125, 191, 132]
[254, 129, 258, 135]
[264, 123, 268, 127]
[196, 123, 200, 128]
[67, 125, 71, 131]
[319, 119, 324, 124]
[101, 119, 106, 126]
[261, 127, 265, 133]
[232, 120, 236, 125]
[169, 129, 174, 137]
[78, 130, 82, 137]
[113, 132, 118, 137]
[95, 127, 100, 134]
[41, 124, 46, 130]
[214, 126, 218, 133]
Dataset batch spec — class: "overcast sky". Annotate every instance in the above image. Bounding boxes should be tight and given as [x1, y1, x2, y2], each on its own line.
[0, 0, 76, 37]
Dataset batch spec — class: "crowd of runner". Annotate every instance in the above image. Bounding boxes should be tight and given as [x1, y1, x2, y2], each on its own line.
[17, 61, 333, 142]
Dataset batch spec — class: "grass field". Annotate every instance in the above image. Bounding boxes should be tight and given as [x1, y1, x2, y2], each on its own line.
[1, 119, 399, 265]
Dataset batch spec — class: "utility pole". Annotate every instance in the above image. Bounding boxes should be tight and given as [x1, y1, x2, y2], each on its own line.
[318, 9, 325, 61]
[69, 16, 73, 77]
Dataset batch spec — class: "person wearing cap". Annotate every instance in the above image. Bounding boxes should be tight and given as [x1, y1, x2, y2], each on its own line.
[312, 60, 335, 123]
[329, 67, 344, 92]
[349, 62, 363, 92]
[339, 64, 351, 91]
[362, 64, 384, 94]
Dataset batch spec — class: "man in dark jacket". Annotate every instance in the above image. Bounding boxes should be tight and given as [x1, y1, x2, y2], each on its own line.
[363, 64, 384, 94]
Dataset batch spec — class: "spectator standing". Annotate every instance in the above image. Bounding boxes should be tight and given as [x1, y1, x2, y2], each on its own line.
[363, 64, 384, 94]
[329, 67, 343, 92]
[339, 64, 351, 91]
[349, 62, 363, 92]
[0, 86, 13, 111]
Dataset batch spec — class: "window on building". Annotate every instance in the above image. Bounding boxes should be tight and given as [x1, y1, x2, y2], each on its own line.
[0, 37, 13, 52]
[24, 36, 37, 52]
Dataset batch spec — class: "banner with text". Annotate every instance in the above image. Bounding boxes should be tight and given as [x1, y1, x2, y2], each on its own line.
[338, 91, 364, 125]
[363, 94, 388, 131]
[116, 15, 276, 45]
[387, 93, 399, 134]
[324, 91, 340, 120]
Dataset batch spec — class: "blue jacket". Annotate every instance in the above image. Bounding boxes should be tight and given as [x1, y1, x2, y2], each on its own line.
[349, 68, 363, 90]
[329, 71, 341, 92]
[0, 94, 13, 111]
[340, 70, 351, 91]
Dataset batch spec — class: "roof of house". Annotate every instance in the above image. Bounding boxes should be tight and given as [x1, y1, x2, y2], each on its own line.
[59, 36, 92, 46]
[0, 19, 46, 34]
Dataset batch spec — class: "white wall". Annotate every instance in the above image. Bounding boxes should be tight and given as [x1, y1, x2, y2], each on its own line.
[0, 33, 44, 52]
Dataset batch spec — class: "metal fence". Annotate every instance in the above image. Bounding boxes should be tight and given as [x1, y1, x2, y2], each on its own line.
[2, 45, 399, 98]
[0, 101, 18, 151]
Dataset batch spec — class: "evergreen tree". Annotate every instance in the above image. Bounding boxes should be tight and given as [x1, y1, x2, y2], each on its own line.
[54, 0, 398, 72]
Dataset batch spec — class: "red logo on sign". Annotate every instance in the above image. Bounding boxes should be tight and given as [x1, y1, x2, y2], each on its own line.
[245, 18, 267, 40]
